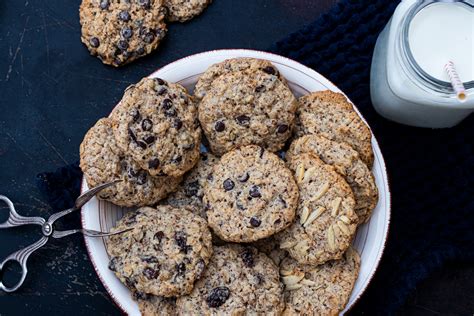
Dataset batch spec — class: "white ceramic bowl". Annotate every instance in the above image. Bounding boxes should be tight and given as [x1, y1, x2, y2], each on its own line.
[81, 49, 391, 315]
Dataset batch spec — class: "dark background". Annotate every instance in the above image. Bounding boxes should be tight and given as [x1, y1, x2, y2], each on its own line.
[0, 0, 472, 315]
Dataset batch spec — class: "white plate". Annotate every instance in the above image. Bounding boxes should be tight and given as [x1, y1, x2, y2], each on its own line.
[81, 49, 391, 315]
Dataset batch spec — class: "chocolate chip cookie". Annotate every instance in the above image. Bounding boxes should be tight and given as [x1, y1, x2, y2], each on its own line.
[296, 90, 374, 167]
[106, 206, 213, 297]
[164, 0, 211, 22]
[79, 0, 167, 67]
[176, 244, 285, 315]
[196, 58, 298, 155]
[80, 118, 181, 207]
[163, 152, 219, 218]
[287, 135, 378, 224]
[111, 78, 201, 178]
[204, 145, 299, 242]
[280, 247, 360, 315]
[132, 292, 177, 316]
[275, 153, 358, 265]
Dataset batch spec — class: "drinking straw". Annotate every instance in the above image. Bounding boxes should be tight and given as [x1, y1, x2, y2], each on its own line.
[444, 61, 467, 102]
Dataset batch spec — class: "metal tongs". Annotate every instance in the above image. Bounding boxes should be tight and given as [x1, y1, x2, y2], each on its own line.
[0, 180, 130, 292]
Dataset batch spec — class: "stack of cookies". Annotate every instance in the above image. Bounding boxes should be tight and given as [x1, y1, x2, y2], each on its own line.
[79, 57, 378, 315]
[79, 0, 212, 66]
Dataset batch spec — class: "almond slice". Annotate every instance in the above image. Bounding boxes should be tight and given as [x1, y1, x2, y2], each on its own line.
[303, 166, 318, 182]
[331, 197, 342, 217]
[295, 164, 305, 183]
[285, 283, 303, 291]
[280, 240, 298, 249]
[300, 206, 310, 225]
[327, 225, 336, 251]
[303, 206, 326, 227]
[309, 182, 330, 202]
[337, 220, 350, 235]
[282, 274, 304, 286]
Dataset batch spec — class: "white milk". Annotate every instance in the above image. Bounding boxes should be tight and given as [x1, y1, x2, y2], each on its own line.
[408, 2, 474, 82]
[370, 0, 474, 128]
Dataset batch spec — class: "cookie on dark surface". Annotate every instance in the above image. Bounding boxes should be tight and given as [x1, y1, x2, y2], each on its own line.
[196, 58, 298, 155]
[79, 0, 167, 67]
[275, 153, 358, 265]
[287, 134, 378, 224]
[164, 0, 211, 22]
[296, 90, 374, 167]
[111, 78, 201, 178]
[176, 244, 285, 315]
[280, 247, 360, 316]
[204, 145, 298, 242]
[79, 118, 181, 207]
[106, 206, 213, 297]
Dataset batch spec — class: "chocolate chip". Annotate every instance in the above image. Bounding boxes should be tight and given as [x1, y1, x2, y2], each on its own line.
[223, 178, 234, 191]
[136, 171, 147, 185]
[143, 30, 155, 44]
[162, 98, 173, 110]
[141, 118, 153, 131]
[238, 173, 249, 183]
[154, 231, 164, 241]
[206, 287, 230, 308]
[138, 0, 150, 9]
[207, 174, 213, 181]
[214, 121, 225, 132]
[259, 147, 265, 158]
[148, 158, 160, 169]
[130, 109, 141, 122]
[250, 217, 261, 227]
[137, 140, 147, 149]
[184, 181, 199, 197]
[196, 259, 205, 279]
[172, 155, 182, 164]
[125, 277, 135, 288]
[276, 124, 289, 134]
[255, 273, 265, 285]
[108, 257, 118, 271]
[173, 119, 183, 130]
[157, 87, 167, 95]
[262, 66, 276, 75]
[121, 26, 133, 39]
[255, 85, 265, 93]
[99, 0, 109, 10]
[117, 40, 129, 51]
[176, 262, 186, 277]
[236, 202, 246, 211]
[128, 128, 137, 142]
[249, 185, 261, 198]
[89, 37, 100, 48]
[235, 115, 250, 126]
[165, 109, 177, 117]
[118, 10, 131, 22]
[143, 267, 160, 279]
[155, 78, 166, 85]
[141, 256, 159, 264]
[279, 196, 287, 208]
[240, 248, 255, 267]
[274, 218, 281, 225]
[175, 231, 188, 253]
[136, 47, 145, 55]
[143, 135, 155, 144]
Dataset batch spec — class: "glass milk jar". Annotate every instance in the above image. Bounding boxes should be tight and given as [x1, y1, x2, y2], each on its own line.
[371, 0, 474, 128]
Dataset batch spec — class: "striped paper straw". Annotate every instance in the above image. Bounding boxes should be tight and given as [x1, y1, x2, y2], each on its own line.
[444, 61, 467, 102]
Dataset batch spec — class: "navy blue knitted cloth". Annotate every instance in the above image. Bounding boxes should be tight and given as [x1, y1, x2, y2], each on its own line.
[37, 0, 474, 314]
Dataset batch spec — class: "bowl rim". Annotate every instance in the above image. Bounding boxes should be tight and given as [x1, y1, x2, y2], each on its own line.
[81, 48, 392, 315]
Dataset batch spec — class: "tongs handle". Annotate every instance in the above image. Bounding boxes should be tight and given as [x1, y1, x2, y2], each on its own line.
[0, 236, 48, 292]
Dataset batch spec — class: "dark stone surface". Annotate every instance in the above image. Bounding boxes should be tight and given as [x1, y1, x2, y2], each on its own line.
[0, 0, 472, 315]
[0, 0, 334, 314]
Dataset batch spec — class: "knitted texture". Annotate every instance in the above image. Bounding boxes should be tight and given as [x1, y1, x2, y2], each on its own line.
[37, 0, 474, 313]
[272, 0, 474, 314]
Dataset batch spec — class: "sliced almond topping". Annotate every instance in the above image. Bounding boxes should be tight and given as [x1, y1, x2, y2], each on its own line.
[309, 182, 330, 202]
[300, 206, 310, 225]
[303, 206, 326, 227]
[285, 283, 303, 291]
[280, 269, 293, 276]
[300, 279, 317, 286]
[282, 273, 304, 286]
[296, 164, 305, 183]
[331, 197, 342, 217]
[339, 215, 351, 224]
[280, 240, 298, 249]
[337, 220, 350, 235]
[303, 166, 318, 182]
[327, 225, 336, 251]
